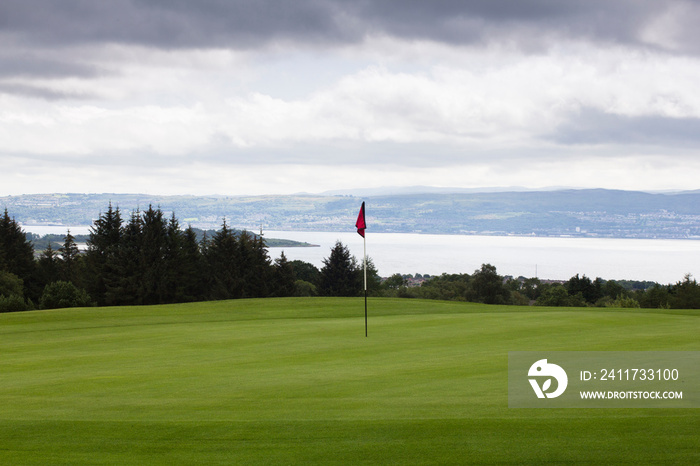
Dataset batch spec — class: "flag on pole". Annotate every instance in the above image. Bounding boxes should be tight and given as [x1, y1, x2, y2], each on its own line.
[356, 201, 366, 237]
[355, 201, 368, 336]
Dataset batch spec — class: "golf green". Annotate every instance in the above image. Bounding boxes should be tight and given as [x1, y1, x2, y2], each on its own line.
[1, 298, 698, 464]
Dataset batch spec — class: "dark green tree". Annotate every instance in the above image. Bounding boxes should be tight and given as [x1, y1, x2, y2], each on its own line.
[238, 230, 272, 298]
[384, 273, 407, 290]
[272, 251, 296, 297]
[289, 260, 320, 285]
[638, 284, 672, 309]
[205, 219, 242, 300]
[180, 225, 206, 301]
[36, 242, 60, 289]
[566, 274, 598, 304]
[465, 263, 510, 304]
[520, 277, 542, 301]
[0, 209, 37, 299]
[670, 274, 700, 309]
[108, 209, 142, 305]
[85, 203, 122, 305]
[59, 229, 81, 284]
[159, 213, 188, 303]
[319, 241, 361, 297]
[414, 273, 471, 301]
[535, 285, 587, 307]
[601, 280, 626, 301]
[140, 205, 168, 304]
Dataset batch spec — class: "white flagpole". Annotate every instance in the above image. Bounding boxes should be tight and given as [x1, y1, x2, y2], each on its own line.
[364, 233, 368, 337]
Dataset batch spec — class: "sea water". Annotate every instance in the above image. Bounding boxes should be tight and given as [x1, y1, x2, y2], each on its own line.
[265, 230, 700, 283]
[22, 225, 700, 283]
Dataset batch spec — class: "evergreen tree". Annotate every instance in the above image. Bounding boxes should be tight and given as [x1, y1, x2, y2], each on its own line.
[670, 274, 700, 309]
[59, 229, 81, 284]
[205, 219, 242, 300]
[180, 225, 206, 301]
[161, 213, 185, 303]
[272, 251, 296, 297]
[140, 205, 168, 304]
[37, 242, 60, 288]
[238, 230, 272, 298]
[86, 203, 122, 305]
[0, 209, 37, 299]
[108, 209, 143, 305]
[565, 274, 598, 304]
[319, 241, 361, 297]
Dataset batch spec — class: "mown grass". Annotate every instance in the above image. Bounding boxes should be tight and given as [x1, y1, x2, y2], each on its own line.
[1, 298, 698, 464]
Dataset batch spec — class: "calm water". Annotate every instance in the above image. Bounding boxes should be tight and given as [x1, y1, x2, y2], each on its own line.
[22, 225, 700, 283]
[265, 230, 700, 283]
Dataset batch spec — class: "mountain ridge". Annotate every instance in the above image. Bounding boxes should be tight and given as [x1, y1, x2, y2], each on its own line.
[3, 188, 700, 239]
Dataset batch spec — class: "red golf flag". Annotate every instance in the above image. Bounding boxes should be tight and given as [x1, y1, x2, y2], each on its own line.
[355, 202, 366, 237]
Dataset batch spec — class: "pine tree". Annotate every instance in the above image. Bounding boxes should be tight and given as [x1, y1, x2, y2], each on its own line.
[0, 209, 37, 299]
[205, 219, 242, 300]
[319, 241, 361, 297]
[238, 230, 272, 298]
[272, 251, 296, 297]
[86, 203, 122, 305]
[140, 205, 167, 304]
[108, 209, 143, 305]
[253, 233, 273, 297]
[59, 229, 80, 284]
[180, 225, 206, 301]
[37, 242, 60, 288]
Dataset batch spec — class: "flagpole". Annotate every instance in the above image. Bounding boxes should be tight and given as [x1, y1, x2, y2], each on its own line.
[364, 233, 367, 337]
[355, 201, 367, 337]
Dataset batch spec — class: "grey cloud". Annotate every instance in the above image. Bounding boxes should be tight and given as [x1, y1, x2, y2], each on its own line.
[2, 0, 698, 54]
[0, 52, 103, 79]
[550, 108, 700, 147]
[0, 82, 95, 100]
[0, 0, 349, 49]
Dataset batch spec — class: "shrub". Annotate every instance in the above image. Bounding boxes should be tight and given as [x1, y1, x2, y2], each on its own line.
[294, 280, 318, 297]
[535, 285, 587, 307]
[608, 295, 640, 309]
[0, 271, 23, 298]
[40, 281, 94, 309]
[0, 294, 29, 313]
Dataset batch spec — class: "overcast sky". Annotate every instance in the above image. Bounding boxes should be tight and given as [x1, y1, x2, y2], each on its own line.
[3, 0, 700, 196]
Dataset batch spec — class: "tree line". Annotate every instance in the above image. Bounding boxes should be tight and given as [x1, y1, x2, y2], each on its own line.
[0, 206, 378, 312]
[3, 205, 700, 311]
[381, 266, 700, 309]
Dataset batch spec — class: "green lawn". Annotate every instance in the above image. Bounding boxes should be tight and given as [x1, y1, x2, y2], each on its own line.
[0, 298, 698, 464]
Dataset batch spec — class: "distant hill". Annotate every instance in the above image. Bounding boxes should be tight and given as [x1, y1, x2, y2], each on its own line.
[3, 189, 700, 239]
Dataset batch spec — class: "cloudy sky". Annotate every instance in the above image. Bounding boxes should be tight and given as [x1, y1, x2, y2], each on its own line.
[3, 0, 700, 196]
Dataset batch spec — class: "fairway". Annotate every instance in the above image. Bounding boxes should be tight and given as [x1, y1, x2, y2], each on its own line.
[1, 298, 698, 464]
